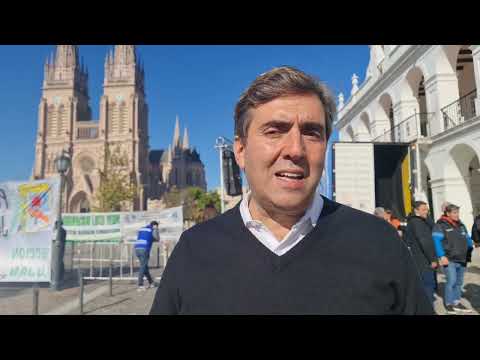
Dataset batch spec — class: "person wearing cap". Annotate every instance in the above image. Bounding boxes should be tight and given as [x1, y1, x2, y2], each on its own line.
[432, 204, 474, 314]
[135, 221, 160, 291]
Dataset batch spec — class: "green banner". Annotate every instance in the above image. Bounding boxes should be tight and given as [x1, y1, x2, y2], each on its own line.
[63, 213, 121, 243]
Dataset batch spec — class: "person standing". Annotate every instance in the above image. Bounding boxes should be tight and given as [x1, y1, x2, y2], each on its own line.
[135, 221, 159, 291]
[472, 214, 480, 248]
[405, 201, 437, 305]
[373, 207, 385, 219]
[432, 204, 474, 314]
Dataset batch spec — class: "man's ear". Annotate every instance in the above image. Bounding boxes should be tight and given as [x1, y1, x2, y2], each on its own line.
[233, 136, 246, 171]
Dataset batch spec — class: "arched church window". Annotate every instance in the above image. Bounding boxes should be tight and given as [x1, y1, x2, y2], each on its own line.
[109, 102, 119, 134]
[57, 105, 66, 136]
[47, 105, 57, 138]
[119, 101, 127, 133]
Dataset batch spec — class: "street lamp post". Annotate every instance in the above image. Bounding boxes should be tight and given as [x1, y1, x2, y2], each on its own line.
[50, 150, 71, 291]
[215, 137, 233, 214]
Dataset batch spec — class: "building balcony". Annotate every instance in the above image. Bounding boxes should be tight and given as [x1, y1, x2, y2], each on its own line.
[76, 122, 99, 140]
[373, 112, 434, 143]
[441, 89, 477, 133]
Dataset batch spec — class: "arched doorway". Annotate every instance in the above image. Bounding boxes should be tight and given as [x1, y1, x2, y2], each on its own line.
[446, 143, 479, 226]
[468, 156, 480, 217]
[359, 112, 372, 140]
[70, 191, 90, 213]
[456, 47, 476, 100]
[405, 66, 430, 137]
[442, 45, 477, 127]
[418, 76, 429, 136]
[379, 93, 395, 142]
[456, 47, 476, 121]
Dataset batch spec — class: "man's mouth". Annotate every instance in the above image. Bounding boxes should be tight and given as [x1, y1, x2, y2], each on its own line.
[275, 171, 305, 180]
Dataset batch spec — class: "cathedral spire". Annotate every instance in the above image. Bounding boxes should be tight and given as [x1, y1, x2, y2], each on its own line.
[44, 45, 87, 94]
[54, 45, 79, 69]
[182, 127, 189, 149]
[173, 116, 181, 148]
[105, 45, 142, 87]
[113, 45, 136, 65]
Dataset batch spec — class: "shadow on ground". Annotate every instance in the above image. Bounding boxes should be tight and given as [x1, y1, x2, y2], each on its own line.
[463, 283, 480, 312]
[83, 297, 131, 314]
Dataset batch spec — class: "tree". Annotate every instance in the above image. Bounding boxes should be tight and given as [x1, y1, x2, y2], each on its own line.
[92, 146, 139, 212]
[162, 186, 221, 223]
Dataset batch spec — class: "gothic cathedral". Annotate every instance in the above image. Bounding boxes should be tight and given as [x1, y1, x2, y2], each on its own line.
[33, 45, 206, 213]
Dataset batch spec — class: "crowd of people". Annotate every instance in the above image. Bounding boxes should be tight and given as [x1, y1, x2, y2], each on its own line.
[374, 202, 480, 314]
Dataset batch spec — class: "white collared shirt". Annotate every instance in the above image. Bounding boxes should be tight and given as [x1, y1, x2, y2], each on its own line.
[239, 192, 324, 256]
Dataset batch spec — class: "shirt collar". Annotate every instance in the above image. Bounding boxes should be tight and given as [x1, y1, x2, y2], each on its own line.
[239, 191, 323, 229]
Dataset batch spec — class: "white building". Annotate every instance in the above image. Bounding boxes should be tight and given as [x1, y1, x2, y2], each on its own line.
[336, 45, 480, 230]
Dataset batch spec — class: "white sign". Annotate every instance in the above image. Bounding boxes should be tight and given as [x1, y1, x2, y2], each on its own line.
[121, 206, 183, 244]
[0, 178, 60, 283]
[333, 142, 376, 214]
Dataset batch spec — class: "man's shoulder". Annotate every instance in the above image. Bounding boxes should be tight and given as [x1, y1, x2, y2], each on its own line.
[321, 197, 392, 230]
[319, 199, 409, 267]
[180, 206, 241, 246]
[407, 216, 426, 226]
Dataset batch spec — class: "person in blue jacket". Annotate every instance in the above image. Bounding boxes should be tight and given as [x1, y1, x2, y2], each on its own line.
[135, 221, 159, 291]
[432, 204, 474, 314]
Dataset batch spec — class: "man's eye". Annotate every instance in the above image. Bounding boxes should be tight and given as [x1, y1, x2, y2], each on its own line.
[265, 129, 281, 135]
[304, 130, 322, 138]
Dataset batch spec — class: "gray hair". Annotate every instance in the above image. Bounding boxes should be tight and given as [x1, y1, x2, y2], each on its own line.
[374, 207, 385, 217]
[445, 203, 460, 213]
[234, 66, 337, 141]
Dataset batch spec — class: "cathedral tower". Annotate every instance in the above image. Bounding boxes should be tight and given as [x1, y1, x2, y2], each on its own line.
[34, 45, 91, 180]
[99, 45, 149, 209]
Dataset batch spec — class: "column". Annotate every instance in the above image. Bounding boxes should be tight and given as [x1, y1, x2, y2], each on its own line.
[370, 119, 390, 142]
[99, 96, 108, 140]
[469, 45, 480, 116]
[392, 98, 419, 142]
[424, 73, 459, 136]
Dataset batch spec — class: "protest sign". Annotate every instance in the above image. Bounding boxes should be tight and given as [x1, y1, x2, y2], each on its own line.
[0, 178, 60, 283]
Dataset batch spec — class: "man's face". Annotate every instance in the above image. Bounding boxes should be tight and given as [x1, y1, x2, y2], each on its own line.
[415, 204, 429, 219]
[447, 209, 460, 222]
[234, 94, 327, 215]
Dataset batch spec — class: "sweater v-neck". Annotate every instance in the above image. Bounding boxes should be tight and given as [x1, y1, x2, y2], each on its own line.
[225, 197, 337, 271]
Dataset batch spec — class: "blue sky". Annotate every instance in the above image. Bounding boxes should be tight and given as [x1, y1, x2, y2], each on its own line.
[0, 45, 369, 190]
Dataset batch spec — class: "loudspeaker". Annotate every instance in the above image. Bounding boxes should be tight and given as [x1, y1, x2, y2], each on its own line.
[222, 149, 242, 197]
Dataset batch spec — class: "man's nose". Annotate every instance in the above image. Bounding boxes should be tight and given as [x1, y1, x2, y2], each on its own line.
[282, 127, 306, 161]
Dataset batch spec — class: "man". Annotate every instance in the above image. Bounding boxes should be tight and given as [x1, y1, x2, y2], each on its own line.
[385, 209, 404, 238]
[135, 221, 159, 291]
[150, 66, 433, 315]
[440, 201, 451, 215]
[432, 204, 474, 314]
[202, 203, 219, 222]
[472, 214, 480, 248]
[51, 220, 67, 288]
[385, 209, 400, 229]
[404, 201, 437, 305]
[373, 207, 385, 219]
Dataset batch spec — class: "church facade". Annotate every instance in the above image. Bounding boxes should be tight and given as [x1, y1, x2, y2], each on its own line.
[33, 45, 206, 213]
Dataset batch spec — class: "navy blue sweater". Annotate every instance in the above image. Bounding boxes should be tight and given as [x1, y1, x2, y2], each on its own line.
[150, 197, 433, 315]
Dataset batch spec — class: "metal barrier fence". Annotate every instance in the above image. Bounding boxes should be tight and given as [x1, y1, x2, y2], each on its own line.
[63, 240, 176, 281]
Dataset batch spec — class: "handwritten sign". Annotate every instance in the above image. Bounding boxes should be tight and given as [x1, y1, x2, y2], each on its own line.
[0, 178, 60, 283]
